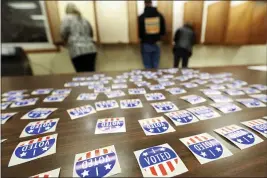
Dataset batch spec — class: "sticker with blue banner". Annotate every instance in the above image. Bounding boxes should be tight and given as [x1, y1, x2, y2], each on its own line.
[210, 103, 242, 114]
[138, 116, 175, 136]
[250, 84, 267, 91]
[20, 118, 59, 138]
[77, 93, 98, 101]
[30, 168, 61, 178]
[181, 83, 198, 88]
[165, 110, 199, 126]
[52, 89, 71, 95]
[64, 82, 80, 87]
[128, 88, 146, 95]
[166, 88, 186, 95]
[94, 87, 111, 93]
[31, 88, 53, 95]
[113, 79, 127, 84]
[10, 98, 39, 108]
[1, 112, 17, 124]
[159, 81, 175, 87]
[214, 125, 263, 150]
[180, 133, 233, 164]
[21, 108, 57, 119]
[73, 145, 121, 177]
[149, 84, 165, 91]
[145, 93, 166, 101]
[43, 95, 67, 103]
[207, 95, 233, 103]
[8, 133, 58, 167]
[1, 102, 11, 110]
[224, 89, 245, 96]
[242, 87, 261, 94]
[2, 90, 27, 97]
[180, 95, 207, 105]
[242, 119, 267, 138]
[134, 143, 188, 177]
[135, 81, 150, 87]
[192, 79, 208, 85]
[187, 106, 221, 120]
[112, 84, 128, 89]
[120, 99, 143, 109]
[95, 117, 126, 134]
[236, 98, 266, 108]
[105, 90, 125, 99]
[2, 95, 29, 102]
[249, 94, 267, 103]
[67, 105, 96, 120]
[208, 84, 226, 90]
[201, 89, 221, 95]
[151, 101, 178, 113]
[95, 100, 119, 111]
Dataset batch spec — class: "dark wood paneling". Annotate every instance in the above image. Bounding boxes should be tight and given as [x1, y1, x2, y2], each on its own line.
[128, 1, 139, 44]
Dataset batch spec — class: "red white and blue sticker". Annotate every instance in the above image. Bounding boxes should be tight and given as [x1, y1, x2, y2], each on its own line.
[20, 118, 59, 138]
[120, 99, 143, 109]
[192, 79, 208, 85]
[187, 106, 221, 120]
[73, 77, 87, 81]
[224, 89, 245, 96]
[30, 168, 61, 178]
[95, 117, 126, 134]
[134, 143, 188, 177]
[138, 117, 175, 136]
[77, 93, 98, 101]
[73, 145, 121, 177]
[88, 84, 104, 90]
[2, 90, 27, 97]
[10, 98, 39, 108]
[95, 100, 119, 111]
[208, 85, 226, 90]
[94, 87, 111, 93]
[225, 83, 243, 89]
[31, 88, 53, 95]
[181, 83, 198, 88]
[113, 79, 127, 84]
[242, 119, 267, 138]
[145, 93, 166, 101]
[166, 88, 186, 95]
[64, 82, 80, 87]
[250, 84, 267, 91]
[214, 125, 263, 150]
[207, 95, 233, 103]
[2, 95, 28, 102]
[159, 81, 175, 87]
[201, 89, 221, 95]
[52, 89, 71, 95]
[8, 133, 58, 167]
[151, 102, 178, 113]
[135, 81, 150, 87]
[249, 94, 267, 103]
[232, 80, 248, 86]
[128, 88, 146, 95]
[1, 112, 17, 124]
[21, 108, 57, 120]
[165, 110, 199, 126]
[236, 98, 266, 108]
[67, 105, 96, 120]
[242, 87, 261, 94]
[180, 95, 207, 105]
[210, 103, 242, 114]
[105, 90, 125, 99]
[112, 84, 128, 89]
[43, 95, 67, 102]
[180, 133, 233, 164]
[1, 102, 11, 110]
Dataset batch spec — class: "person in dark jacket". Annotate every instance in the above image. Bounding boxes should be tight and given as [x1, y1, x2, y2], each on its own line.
[138, 0, 166, 69]
[173, 23, 196, 68]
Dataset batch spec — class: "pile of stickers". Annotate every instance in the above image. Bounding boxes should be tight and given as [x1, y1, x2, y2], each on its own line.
[1, 68, 267, 177]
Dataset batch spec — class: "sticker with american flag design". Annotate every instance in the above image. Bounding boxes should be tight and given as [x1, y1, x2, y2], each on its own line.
[31, 88, 53, 95]
[241, 119, 267, 138]
[2, 89, 27, 97]
[95, 117, 126, 134]
[145, 93, 166, 101]
[151, 102, 179, 113]
[164, 110, 199, 126]
[134, 143, 188, 177]
[8, 133, 58, 167]
[1, 112, 17, 124]
[128, 88, 146, 95]
[214, 125, 263, 150]
[10, 98, 39, 108]
[180, 133, 233, 164]
[187, 106, 221, 120]
[120, 99, 143, 109]
[67, 105, 96, 120]
[20, 118, 59, 138]
[236, 98, 266, 108]
[21, 108, 57, 120]
[180, 95, 207, 105]
[95, 100, 119, 111]
[105, 90, 125, 99]
[51, 89, 71, 95]
[30, 168, 60, 178]
[249, 94, 267, 103]
[73, 145, 121, 177]
[138, 117, 175, 136]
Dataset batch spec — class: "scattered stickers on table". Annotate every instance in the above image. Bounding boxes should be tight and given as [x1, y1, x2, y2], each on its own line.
[73, 145, 121, 177]
[67, 105, 96, 120]
[214, 125, 263, 150]
[180, 133, 233, 164]
[94, 87, 111, 93]
[1, 112, 17, 124]
[187, 106, 221, 120]
[21, 108, 57, 120]
[95, 117, 126, 134]
[105, 90, 125, 99]
[249, 94, 267, 103]
[250, 84, 267, 91]
[43, 95, 68, 103]
[134, 143, 188, 177]
[1, 102, 11, 110]
[138, 116, 175, 136]
[128, 88, 147, 95]
[52, 89, 71, 95]
[30, 168, 61, 178]
[224, 89, 245, 96]
[181, 83, 198, 88]
[165, 110, 199, 126]
[10, 98, 38, 108]
[149, 84, 166, 91]
[236, 98, 266, 108]
[207, 95, 233, 103]
[180, 95, 207, 105]
[210, 103, 242, 114]
[20, 118, 60, 138]
[31, 88, 53, 95]
[201, 89, 222, 95]
[112, 84, 128, 89]
[151, 101, 179, 113]
[113, 79, 127, 84]
[208, 85, 226, 90]
[120, 99, 143, 109]
[95, 100, 119, 111]
[145, 93, 166, 101]
[2, 90, 27, 97]
[64, 82, 80, 87]
[241, 119, 267, 138]
[242, 87, 261, 94]
[8, 133, 58, 167]
[77, 93, 98, 101]
[166, 88, 187, 95]
[2, 95, 28, 102]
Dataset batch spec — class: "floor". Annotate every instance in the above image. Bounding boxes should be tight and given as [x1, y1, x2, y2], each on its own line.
[27, 44, 266, 75]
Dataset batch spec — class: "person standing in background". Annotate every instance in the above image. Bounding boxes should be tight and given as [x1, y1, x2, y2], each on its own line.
[60, 3, 97, 72]
[138, 0, 166, 69]
[173, 23, 196, 68]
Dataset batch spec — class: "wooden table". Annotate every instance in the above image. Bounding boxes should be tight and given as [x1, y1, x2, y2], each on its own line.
[2, 66, 267, 177]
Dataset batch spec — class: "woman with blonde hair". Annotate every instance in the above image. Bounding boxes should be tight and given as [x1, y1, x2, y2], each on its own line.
[60, 3, 97, 72]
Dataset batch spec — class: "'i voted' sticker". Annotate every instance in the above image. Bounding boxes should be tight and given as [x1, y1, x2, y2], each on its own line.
[95, 117, 126, 134]
[64, 82, 80, 87]
[250, 84, 267, 91]
[201, 89, 221, 95]
[2, 95, 28, 102]
[2, 90, 27, 97]
[128, 88, 147, 95]
[159, 81, 175, 87]
[112, 84, 128, 89]
[207, 95, 233, 103]
[166, 88, 186, 95]
[67, 105, 96, 120]
[134, 143, 188, 177]
[165, 110, 199, 126]
[224, 89, 245, 96]
[151, 102, 179, 113]
[214, 125, 263, 150]
[236, 98, 266, 108]
[30, 168, 61, 178]
[210, 103, 242, 114]
[242, 87, 261, 94]
[145, 93, 166, 101]
[105, 90, 125, 99]
[43, 95, 68, 102]
[113, 79, 127, 84]
[187, 106, 221, 120]
[10, 98, 39, 108]
[249, 94, 267, 103]
[73, 77, 86, 81]
[180, 95, 207, 105]
[73, 145, 121, 177]
[52, 89, 71, 95]
[135, 81, 150, 87]
[208, 85, 226, 90]
[20, 118, 59, 138]
[77, 93, 98, 101]
[1, 112, 17, 124]
[180, 133, 233, 164]
[138, 117, 175, 136]
[94, 87, 111, 93]
[21, 108, 57, 119]
[8, 133, 58, 167]
[120, 99, 143, 109]
[241, 119, 267, 138]
[95, 100, 119, 111]
[1, 102, 11, 110]
[181, 83, 198, 88]
[31, 88, 53, 95]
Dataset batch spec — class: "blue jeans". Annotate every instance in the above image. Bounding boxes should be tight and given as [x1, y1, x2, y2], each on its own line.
[141, 43, 160, 69]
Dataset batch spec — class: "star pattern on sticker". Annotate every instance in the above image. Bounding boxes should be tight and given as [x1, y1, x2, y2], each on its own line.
[42, 146, 49, 151]
[28, 130, 34, 133]
[160, 147, 165, 151]
[215, 147, 222, 152]
[200, 152, 207, 157]
[45, 127, 51, 130]
[81, 170, 89, 177]
[149, 129, 154, 132]
[20, 152, 27, 157]
[163, 127, 168, 130]
[236, 139, 243, 143]
[143, 152, 148, 156]
[105, 163, 112, 170]
[247, 135, 254, 139]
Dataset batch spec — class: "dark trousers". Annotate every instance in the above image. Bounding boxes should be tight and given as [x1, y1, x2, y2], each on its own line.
[173, 48, 191, 68]
[72, 53, 97, 72]
[141, 43, 160, 69]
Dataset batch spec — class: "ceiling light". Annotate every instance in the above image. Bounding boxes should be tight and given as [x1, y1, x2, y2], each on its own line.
[31, 15, 44, 20]
[8, 2, 37, 9]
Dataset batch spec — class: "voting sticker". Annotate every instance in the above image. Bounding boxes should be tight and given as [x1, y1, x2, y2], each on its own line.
[241, 119, 267, 138]
[214, 125, 263, 149]
[95, 117, 126, 134]
[20, 118, 59, 138]
[134, 143, 188, 177]
[1, 102, 11, 110]
[145, 93, 166, 101]
[165, 110, 199, 126]
[8, 133, 58, 167]
[201, 89, 221, 95]
[129, 88, 146, 95]
[2, 90, 27, 97]
[52, 89, 71, 95]
[30, 168, 61, 178]
[73, 145, 121, 177]
[250, 84, 267, 91]
[135, 81, 150, 87]
[21, 108, 57, 120]
[236, 98, 266, 108]
[151, 102, 179, 113]
[181, 83, 198, 88]
[149, 85, 165, 91]
[31, 88, 53, 95]
[79, 82, 91, 86]
[193, 80, 208, 85]
[159, 81, 175, 87]
[67, 105, 96, 120]
[207, 95, 233, 103]
[180, 133, 233, 164]
[1, 112, 17, 124]
[224, 89, 245, 96]
[166, 88, 186, 95]
[95, 100, 119, 111]
[138, 117, 175, 136]
[73, 77, 86, 81]
[105, 90, 125, 99]
[10, 98, 38, 108]
[64, 82, 80, 87]
[43, 95, 67, 102]
[2, 95, 27, 102]
[77, 93, 98, 101]
[120, 99, 143, 109]
[249, 94, 267, 103]
[112, 84, 128, 89]
[88, 84, 104, 90]
[209, 85, 226, 90]
[94, 87, 111, 93]
[210, 103, 242, 114]
[187, 106, 221, 120]
[226, 83, 243, 89]
[180, 95, 206, 105]
[242, 87, 261, 94]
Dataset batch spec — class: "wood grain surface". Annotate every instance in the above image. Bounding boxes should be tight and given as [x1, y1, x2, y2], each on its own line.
[1, 66, 267, 177]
